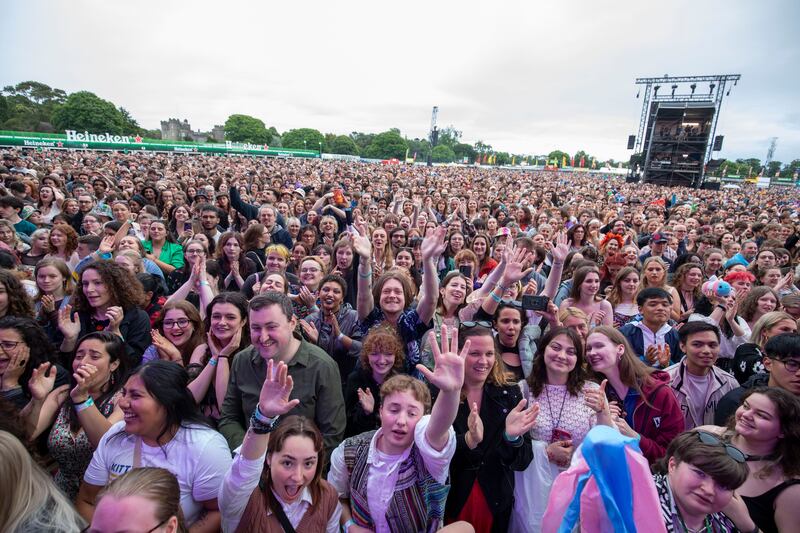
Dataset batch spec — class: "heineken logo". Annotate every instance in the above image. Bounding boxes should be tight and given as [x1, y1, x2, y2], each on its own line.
[225, 140, 268, 151]
[65, 130, 134, 144]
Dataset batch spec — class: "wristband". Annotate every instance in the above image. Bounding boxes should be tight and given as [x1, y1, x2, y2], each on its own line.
[358, 269, 373, 279]
[199, 281, 210, 287]
[342, 519, 357, 533]
[489, 291, 503, 303]
[209, 358, 218, 367]
[337, 332, 345, 342]
[74, 396, 95, 413]
[503, 431, 523, 446]
[250, 409, 280, 435]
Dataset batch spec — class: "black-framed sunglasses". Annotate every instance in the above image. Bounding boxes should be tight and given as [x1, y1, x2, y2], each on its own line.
[695, 430, 746, 463]
[460, 320, 492, 330]
[499, 299, 523, 309]
[82, 517, 169, 533]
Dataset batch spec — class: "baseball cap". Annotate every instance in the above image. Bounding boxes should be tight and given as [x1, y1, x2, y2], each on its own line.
[650, 232, 668, 244]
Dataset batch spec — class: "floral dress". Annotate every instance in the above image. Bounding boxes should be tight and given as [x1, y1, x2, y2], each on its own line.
[47, 391, 121, 500]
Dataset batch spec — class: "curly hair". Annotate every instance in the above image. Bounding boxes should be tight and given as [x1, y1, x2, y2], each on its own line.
[72, 261, 146, 312]
[48, 223, 78, 257]
[739, 286, 780, 323]
[360, 325, 405, 374]
[0, 270, 34, 318]
[670, 262, 704, 299]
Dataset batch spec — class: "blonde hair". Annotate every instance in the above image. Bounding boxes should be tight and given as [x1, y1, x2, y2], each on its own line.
[559, 306, 589, 325]
[96, 467, 187, 533]
[0, 431, 85, 532]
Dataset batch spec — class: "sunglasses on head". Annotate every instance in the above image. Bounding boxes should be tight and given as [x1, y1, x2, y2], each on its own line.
[459, 320, 492, 330]
[695, 430, 745, 463]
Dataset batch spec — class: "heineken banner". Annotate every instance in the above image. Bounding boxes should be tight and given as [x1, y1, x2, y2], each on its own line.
[0, 130, 320, 158]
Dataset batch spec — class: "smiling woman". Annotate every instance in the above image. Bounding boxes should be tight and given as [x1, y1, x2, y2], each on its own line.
[76, 361, 232, 532]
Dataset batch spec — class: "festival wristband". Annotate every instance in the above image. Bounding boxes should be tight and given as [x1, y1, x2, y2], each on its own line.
[74, 396, 95, 413]
[503, 431, 524, 446]
[342, 518, 356, 533]
[209, 358, 218, 367]
[489, 291, 503, 303]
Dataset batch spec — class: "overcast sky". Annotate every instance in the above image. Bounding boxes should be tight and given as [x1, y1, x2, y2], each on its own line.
[3, 0, 798, 163]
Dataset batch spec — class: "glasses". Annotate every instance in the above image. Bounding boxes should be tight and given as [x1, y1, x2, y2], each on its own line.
[499, 299, 523, 309]
[82, 517, 169, 533]
[773, 358, 800, 373]
[163, 318, 191, 329]
[0, 341, 22, 352]
[695, 430, 746, 463]
[460, 320, 492, 330]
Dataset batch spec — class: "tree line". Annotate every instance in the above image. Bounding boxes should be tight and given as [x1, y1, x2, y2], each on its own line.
[1, 80, 793, 174]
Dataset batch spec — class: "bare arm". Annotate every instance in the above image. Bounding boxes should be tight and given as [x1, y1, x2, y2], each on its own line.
[76, 482, 103, 522]
[352, 222, 374, 321]
[187, 500, 221, 533]
[417, 226, 447, 325]
[419, 326, 465, 451]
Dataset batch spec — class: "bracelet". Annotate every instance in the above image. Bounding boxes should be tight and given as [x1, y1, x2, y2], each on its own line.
[199, 281, 210, 287]
[337, 332, 345, 342]
[209, 358, 218, 367]
[254, 404, 278, 424]
[358, 269, 373, 279]
[503, 431, 524, 447]
[489, 291, 503, 303]
[342, 518, 357, 533]
[249, 410, 280, 435]
[74, 396, 95, 413]
[495, 284, 507, 292]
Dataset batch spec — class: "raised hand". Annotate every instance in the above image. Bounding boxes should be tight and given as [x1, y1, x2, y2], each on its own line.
[501, 245, 533, 284]
[252, 272, 262, 295]
[152, 330, 182, 362]
[71, 362, 102, 403]
[1, 342, 29, 390]
[724, 300, 739, 324]
[506, 397, 540, 439]
[105, 306, 123, 334]
[298, 319, 319, 344]
[552, 232, 570, 263]
[351, 221, 372, 259]
[41, 294, 56, 314]
[466, 401, 484, 449]
[357, 387, 375, 414]
[98, 235, 115, 254]
[522, 279, 538, 296]
[415, 325, 466, 393]
[420, 226, 447, 262]
[258, 359, 300, 418]
[584, 379, 609, 414]
[27, 362, 56, 402]
[57, 305, 81, 340]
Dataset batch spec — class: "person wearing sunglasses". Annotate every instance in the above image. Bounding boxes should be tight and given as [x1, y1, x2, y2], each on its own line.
[86, 467, 185, 533]
[697, 387, 800, 533]
[652, 430, 754, 533]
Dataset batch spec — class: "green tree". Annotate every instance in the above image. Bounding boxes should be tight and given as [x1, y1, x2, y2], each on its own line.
[437, 126, 462, 148]
[453, 143, 476, 162]
[766, 160, 783, 177]
[350, 132, 375, 152]
[431, 145, 456, 163]
[118, 107, 142, 135]
[405, 138, 431, 162]
[51, 91, 128, 134]
[329, 135, 359, 155]
[547, 150, 570, 166]
[0, 95, 8, 124]
[224, 114, 270, 144]
[363, 130, 408, 160]
[495, 152, 511, 165]
[281, 128, 325, 152]
[2, 81, 68, 131]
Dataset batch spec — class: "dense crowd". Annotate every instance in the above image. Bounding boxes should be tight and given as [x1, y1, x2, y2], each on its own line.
[0, 147, 799, 533]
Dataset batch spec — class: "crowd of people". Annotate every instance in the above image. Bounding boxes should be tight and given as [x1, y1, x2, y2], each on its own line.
[0, 146, 799, 533]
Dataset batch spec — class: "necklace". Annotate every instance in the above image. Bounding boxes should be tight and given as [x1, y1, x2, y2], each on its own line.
[677, 513, 711, 533]
[544, 384, 568, 441]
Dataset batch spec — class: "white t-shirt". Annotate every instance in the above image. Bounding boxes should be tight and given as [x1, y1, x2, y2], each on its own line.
[84, 421, 232, 525]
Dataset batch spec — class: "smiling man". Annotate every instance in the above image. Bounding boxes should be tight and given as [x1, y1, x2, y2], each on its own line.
[218, 292, 346, 454]
[666, 321, 738, 430]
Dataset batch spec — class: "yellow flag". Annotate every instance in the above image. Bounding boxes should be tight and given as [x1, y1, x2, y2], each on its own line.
[562, 155, 566, 167]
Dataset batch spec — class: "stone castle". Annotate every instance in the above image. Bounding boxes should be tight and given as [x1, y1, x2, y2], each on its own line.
[160, 118, 225, 143]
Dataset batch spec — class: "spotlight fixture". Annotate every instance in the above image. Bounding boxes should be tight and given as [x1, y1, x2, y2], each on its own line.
[671, 84, 678, 97]
[653, 85, 660, 96]
[709, 83, 716, 95]
[690, 83, 696, 95]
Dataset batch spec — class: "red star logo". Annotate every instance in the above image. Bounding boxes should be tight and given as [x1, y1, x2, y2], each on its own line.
[263, 144, 269, 150]
[56, 141, 63, 147]
[134, 135, 143, 143]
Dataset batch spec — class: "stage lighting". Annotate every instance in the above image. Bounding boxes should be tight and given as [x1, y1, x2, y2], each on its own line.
[653, 85, 660, 96]
[671, 84, 678, 97]
[690, 83, 696, 95]
[636, 89, 640, 98]
[709, 83, 716, 95]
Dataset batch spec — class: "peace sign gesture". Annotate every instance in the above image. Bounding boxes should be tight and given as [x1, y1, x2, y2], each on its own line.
[258, 359, 300, 418]
[416, 325, 466, 393]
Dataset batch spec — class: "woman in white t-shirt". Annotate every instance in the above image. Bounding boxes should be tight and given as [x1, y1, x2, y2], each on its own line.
[76, 360, 232, 532]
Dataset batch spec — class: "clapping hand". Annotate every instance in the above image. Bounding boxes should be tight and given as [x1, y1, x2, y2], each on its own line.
[645, 344, 670, 367]
[415, 325, 466, 393]
[504, 398, 540, 440]
[104, 306, 123, 336]
[40, 294, 56, 314]
[27, 362, 56, 402]
[298, 319, 319, 344]
[71, 362, 102, 403]
[151, 330, 182, 363]
[466, 401, 484, 450]
[357, 388, 375, 414]
[258, 360, 300, 418]
[57, 305, 81, 340]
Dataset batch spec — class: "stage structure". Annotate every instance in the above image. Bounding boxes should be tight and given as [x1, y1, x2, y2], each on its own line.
[628, 74, 740, 188]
